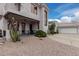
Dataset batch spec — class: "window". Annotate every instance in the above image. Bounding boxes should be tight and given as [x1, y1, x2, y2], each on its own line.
[0, 29, 2, 37]
[3, 30, 6, 37]
[17, 23, 19, 31]
[0, 15, 2, 19]
[44, 10, 48, 26]
[34, 7, 37, 15]
[15, 3, 21, 11]
[31, 4, 37, 15]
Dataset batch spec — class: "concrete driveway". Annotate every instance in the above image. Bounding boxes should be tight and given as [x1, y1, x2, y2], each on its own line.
[48, 34, 79, 48]
[0, 35, 79, 55]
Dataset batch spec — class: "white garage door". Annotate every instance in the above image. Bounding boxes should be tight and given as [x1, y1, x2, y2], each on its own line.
[59, 27, 77, 34]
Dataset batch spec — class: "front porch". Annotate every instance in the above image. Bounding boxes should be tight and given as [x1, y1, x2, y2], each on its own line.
[4, 12, 40, 39]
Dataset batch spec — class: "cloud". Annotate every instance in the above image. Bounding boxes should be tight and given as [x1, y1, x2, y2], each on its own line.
[71, 11, 79, 22]
[48, 19, 61, 22]
[58, 8, 79, 17]
[74, 11, 79, 16]
[55, 4, 73, 13]
[60, 16, 72, 23]
[48, 16, 72, 23]
[48, 14, 79, 23]
[49, 7, 79, 23]
[57, 10, 79, 23]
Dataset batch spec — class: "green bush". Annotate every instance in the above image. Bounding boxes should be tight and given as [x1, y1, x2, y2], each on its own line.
[35, 30, 47, 37]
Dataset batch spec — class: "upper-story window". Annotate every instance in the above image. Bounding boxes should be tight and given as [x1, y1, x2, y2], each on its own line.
[0, 15, 2, 20]
[31, 4, 38, 15]
[15, 3, 21, 11]
[44, 10, 48, 26]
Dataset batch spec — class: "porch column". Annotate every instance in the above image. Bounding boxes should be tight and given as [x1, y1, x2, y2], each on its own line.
[38, 22, 39, 30]
[19, 23, 22, 35]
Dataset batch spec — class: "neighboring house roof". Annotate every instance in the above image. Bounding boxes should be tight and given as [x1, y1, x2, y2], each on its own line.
[57, 22, 79, 28]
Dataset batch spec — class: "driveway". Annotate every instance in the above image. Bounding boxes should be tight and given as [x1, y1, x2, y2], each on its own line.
[0, 35, 79, 56]
[48, 34, 79, 48]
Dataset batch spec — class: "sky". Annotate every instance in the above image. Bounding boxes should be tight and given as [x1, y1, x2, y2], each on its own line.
[47, 3, 79, 22]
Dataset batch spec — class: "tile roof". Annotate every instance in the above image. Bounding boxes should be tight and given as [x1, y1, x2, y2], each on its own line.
[57, 22, 79, 27]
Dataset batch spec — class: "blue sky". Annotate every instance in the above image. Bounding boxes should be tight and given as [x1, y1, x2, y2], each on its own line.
[47, 3, 79, 22]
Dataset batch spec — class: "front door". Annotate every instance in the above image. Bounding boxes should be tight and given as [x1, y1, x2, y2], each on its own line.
[29, 24, 33, 34]
[22, 23, 26, 34]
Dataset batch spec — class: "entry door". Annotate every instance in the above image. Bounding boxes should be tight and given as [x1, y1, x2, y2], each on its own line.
[29, 24, 33, 34]
[22, 23, 26, 34]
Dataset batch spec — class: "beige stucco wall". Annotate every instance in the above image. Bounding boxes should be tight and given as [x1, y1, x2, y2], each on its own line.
[39, 7, 48, 33]
[0, 16, 11, 40]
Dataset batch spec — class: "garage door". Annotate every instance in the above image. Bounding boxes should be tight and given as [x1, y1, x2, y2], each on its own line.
[59, 27, 77, 34]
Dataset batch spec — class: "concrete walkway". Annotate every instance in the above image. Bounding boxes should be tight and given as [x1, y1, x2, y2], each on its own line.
[48, 34, 79, 48]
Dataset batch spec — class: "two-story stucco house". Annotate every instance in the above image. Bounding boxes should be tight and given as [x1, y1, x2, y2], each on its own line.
[0, 3, 48, 40]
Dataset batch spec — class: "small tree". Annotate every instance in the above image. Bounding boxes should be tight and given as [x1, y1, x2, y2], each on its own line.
[49, 22, 56, 34]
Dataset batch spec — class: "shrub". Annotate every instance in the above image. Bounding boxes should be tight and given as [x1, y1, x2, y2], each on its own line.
[35, 30, 47, 37]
